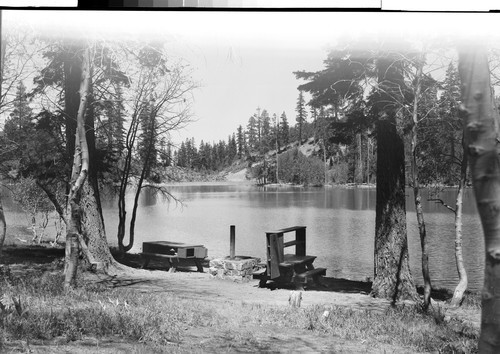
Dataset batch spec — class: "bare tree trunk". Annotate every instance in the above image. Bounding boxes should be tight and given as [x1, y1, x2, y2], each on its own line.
[323, 139, 327, 185]
[371, 57, 417, 302]
[0, 12, 6, 256]
[80, 179, 113, 268]
[366, 136, 371, 184]
[65, 196, 81, 289]
[276, 115, 279, 183]
[117, 105, 141, 253]
[0, 195, 6, 256]
[458, 46, 500, 352]
[63, 44, 82, 174]
[450, 141, 468, 307]
[60, 44, 118, 271]
[64, 47, 90, 290]
[372, 118, 417, 302]
[127, 104, 157, 253]
[410, 53, 432, 310]
[36, 181, 66, 223]
[357, 133, 363, 183]
[449, 133, 456, 184]
[30, 214, 37, 243]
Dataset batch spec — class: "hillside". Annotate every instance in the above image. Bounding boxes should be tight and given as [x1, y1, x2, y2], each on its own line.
[222, 137, 324, 184]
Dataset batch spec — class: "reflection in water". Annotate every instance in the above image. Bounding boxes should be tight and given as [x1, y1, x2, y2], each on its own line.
[141, 189, 157, 206]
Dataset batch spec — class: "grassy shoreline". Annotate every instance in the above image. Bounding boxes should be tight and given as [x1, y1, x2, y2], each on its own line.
[0, 246, 481, 353]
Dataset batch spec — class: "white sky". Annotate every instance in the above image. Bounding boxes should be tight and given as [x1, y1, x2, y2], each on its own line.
[4, 11, 500, 144]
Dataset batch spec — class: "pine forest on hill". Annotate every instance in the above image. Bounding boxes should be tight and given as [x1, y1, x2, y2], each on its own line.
[176, 54, 468, 188]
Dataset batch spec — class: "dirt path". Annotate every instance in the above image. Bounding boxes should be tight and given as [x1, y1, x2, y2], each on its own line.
[2, 247, 481, 353]
[80, 267, 480, 353]
[84, 269, 420, 353]
[91, 268, 480, 326]
[93, 270, 389, 311]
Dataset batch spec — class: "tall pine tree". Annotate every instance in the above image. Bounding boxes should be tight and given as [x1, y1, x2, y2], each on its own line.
[237, 125, 245, 158]
[280, 111, 290, 147]
[295, 90, 307, 144]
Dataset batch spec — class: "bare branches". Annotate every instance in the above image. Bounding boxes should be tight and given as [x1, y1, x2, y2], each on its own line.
[139, 183, 183, 208]
[114, 41, 195, 253]
[0, 29, 47, 116]
[428, 198, 456, 214]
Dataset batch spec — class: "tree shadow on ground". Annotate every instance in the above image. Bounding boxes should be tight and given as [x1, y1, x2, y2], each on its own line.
[94, 274, 154, 289]
[0, 246, 461, 302]
[260, 277, 457, 302]
[1, 245, 64, 265]
[261, 277, 372, 294]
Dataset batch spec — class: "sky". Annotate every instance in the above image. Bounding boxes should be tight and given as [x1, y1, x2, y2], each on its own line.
[5, 11, 500, 145]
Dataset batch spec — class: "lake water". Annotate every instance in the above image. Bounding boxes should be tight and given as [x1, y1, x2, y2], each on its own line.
[2, 182, 484, 291]
[99, 183, 484, 292]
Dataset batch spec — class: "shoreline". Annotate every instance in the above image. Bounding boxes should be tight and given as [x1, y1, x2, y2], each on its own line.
[0, 243, 481, 353]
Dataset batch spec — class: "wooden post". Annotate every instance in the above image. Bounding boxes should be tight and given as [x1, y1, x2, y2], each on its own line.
[230, 225, 235, 259]
[296, 227, 306, 256]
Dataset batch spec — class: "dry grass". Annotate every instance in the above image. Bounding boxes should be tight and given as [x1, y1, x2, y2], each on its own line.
[0, 264, 480, 353]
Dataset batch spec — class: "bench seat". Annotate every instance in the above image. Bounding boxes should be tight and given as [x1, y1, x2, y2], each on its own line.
[293, 268, 327, 289]
[280, 254, 316, 267]
[294, 267, 327, 280]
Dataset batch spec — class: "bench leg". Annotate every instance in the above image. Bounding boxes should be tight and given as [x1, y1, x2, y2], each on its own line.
[294, 280, 306, 291]
[167, 258, 178, 273]
[312, 274, 326, 287]
[141, 256, 150, 269]
[194, 258, 204, 273]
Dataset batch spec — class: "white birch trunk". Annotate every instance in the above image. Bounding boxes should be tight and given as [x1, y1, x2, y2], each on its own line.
[64, 47, 91, 290]
[458, 46, 500, 352]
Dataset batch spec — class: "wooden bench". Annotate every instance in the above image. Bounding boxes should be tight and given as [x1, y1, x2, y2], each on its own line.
[141, 241, 207, 273]
[254, 226, 326, 290]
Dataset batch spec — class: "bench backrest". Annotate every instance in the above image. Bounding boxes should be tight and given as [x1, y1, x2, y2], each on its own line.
[265, 226, 306, 279]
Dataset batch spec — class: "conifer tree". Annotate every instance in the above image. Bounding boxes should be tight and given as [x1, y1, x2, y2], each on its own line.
[237, 125, 244, 158]
[260, 109, 271, 153]
[280, 111, 290, 147]
[246, 114, 258, 152]
[228, 133, 237, 162]
[296, 90, 307, 144]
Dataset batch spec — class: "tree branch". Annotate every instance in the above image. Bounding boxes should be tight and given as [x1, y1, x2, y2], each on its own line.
[428, 198, 456, 214]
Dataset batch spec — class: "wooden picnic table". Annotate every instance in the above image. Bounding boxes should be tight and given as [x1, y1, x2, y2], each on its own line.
[254, 226, 326, 290]
[141, 241, 208, 273]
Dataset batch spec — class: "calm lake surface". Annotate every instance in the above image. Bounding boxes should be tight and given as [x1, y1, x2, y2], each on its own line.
[2, 182, 483, 291]
[100, 183, 484, 292]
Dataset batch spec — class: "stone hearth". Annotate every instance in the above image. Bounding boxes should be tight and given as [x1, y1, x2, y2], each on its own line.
[209, 256, 261, 283]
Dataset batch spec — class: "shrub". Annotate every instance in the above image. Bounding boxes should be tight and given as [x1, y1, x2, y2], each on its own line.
[327, 161, 350, 184]
[277, 148, 325, 186]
